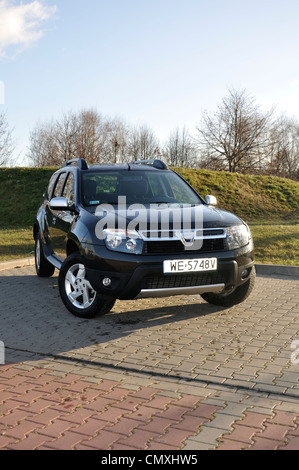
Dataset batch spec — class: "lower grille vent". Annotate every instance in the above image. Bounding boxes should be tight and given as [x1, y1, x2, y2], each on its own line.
[141, 272, 227, 290]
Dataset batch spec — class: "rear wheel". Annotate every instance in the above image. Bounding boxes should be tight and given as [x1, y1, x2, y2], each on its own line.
[35, 233, 55, 278]
[59, 253, 116, 318]
[201, 266, 256, 308]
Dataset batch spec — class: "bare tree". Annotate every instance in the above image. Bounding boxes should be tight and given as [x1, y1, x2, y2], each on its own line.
[54, 111, 79, 163]
[74, 109, 111, 163]
[127, 124, 160, 161]
[28, 112, 80, 167]
[0, 112, 15, 167]
[197, 88, 274, 173]
[104, 117, 130, 164]
[197, 149, 227, 171]
[164, 127, 198, 167]
[28, 109, 108, 166]
[27, 120, 59, 167]
[267, 115, 299, 180]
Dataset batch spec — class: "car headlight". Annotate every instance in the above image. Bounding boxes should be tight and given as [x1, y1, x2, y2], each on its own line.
[103, 229, 143, 254]
[226, 224, 250, 250]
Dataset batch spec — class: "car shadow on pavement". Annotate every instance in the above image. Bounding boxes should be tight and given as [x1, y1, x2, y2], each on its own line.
[0, 272, 226, 366]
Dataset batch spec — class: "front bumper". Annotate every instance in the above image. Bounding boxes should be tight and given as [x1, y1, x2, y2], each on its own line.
[83, 243, 254, 300]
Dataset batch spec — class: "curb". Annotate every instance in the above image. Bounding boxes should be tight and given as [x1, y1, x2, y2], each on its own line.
[0, 257, 35, 272]
[255, 263, 299, 278]
[0, 258, 298, 278]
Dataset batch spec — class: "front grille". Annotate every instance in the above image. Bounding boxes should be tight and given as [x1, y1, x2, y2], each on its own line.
[143, 238, 226, 254]
[144, 241, 183, 254]
[141, 271, 227, 290]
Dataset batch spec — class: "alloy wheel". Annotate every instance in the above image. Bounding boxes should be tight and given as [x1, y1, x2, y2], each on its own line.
[64, 263, 96, 310]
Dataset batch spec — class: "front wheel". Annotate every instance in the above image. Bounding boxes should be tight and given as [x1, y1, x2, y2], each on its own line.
[201, 266, 256, 308]
[58, 254, 116, 318]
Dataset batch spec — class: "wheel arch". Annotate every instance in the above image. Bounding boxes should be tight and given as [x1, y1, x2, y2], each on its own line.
[66, 238, 80, 257]
[33, 223, 39, 240]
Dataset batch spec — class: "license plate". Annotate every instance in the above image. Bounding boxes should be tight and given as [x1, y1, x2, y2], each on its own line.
[163, 258, 217, 274]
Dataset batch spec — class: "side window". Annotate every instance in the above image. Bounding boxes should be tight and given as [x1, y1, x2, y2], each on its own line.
[52, 173, 66, 199]
[47, 174, 58, 200]
[62, 173, 75, 206]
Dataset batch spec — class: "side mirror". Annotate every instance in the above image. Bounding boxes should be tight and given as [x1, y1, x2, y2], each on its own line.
[50, 197, 70, 211]
[205, 195, 217, 206]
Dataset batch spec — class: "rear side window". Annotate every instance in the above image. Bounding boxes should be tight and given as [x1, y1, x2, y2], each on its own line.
[47, 174, 58, 200]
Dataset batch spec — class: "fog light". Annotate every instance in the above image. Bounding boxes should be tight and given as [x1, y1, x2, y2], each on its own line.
[102, 278, 112, 287]
[241, 269, 249, 279]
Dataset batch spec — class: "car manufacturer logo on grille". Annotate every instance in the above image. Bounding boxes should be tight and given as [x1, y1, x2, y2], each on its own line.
[180, 232, 195, 247]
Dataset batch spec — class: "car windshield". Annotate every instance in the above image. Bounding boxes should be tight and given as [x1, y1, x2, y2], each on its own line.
[81, 170, 202, 207]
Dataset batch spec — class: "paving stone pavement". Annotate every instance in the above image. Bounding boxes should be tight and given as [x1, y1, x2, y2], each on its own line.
[0, 265, 298, 451]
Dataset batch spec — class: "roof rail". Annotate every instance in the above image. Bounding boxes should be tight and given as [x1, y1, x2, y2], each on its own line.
[61, 158, 88, 170]
[130, 159, 168, 170]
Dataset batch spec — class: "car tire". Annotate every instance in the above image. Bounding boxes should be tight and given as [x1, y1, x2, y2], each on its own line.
[58, 253, 116, 318]
[35, 233, 55, 278]
[201, 266, 256, 308]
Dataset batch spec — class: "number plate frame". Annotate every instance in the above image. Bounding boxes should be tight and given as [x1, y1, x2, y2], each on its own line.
[163, 258, 218, 274]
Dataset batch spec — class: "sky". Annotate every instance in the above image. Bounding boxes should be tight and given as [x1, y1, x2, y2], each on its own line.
[1, 0, 299, 165]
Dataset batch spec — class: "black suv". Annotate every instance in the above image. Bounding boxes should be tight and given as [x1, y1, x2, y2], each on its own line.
[33, 158, 255, 318]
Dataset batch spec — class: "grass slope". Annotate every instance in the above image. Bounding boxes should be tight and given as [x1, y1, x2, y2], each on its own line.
[0, 168, 55, 228]
[0, 167, 298, 228]
[175, 168, 299, 222]
[0, 167, 298, 265]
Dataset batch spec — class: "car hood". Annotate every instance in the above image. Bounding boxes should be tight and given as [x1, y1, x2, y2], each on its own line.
[91, 203, 244, 230]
